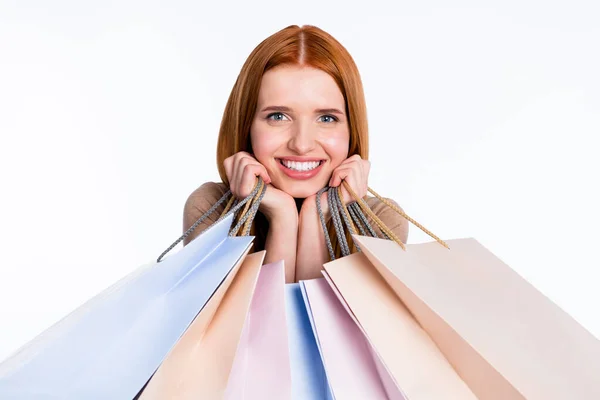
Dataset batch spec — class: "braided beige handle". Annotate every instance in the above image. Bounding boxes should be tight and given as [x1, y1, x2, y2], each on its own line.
[220, 178, 265, 237]
[342, 181, 450, 250]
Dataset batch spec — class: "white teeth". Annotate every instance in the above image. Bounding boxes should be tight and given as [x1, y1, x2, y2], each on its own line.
[281, 160, 321, 171]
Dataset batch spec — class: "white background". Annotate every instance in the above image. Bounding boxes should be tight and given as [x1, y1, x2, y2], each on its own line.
[1, 1, 599, 361]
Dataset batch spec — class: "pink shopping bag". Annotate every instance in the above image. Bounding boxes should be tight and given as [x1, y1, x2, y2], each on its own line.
[300, 278, 405, 399]
[224, 260, 291, 400]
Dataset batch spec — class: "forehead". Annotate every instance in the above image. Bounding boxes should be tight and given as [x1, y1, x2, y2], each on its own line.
[257, 65, 345, 110]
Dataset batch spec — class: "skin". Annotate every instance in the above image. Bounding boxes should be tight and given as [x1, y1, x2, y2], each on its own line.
[223, 65, 370, 283]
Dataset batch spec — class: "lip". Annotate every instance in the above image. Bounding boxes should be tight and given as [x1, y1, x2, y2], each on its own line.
[277, 156, 325, 162]
[276, 158, 325, 180]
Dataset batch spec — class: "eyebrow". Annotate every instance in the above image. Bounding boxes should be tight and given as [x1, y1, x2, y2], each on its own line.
[260, 105, 345, 115]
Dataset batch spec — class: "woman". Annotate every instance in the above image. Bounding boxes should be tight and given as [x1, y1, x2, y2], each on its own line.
[183, 24, 408, 283]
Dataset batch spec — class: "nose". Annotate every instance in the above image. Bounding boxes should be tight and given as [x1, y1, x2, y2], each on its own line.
[287, 120, 316, 154]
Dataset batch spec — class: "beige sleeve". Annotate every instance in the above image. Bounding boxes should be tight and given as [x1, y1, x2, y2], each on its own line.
[364, 197, 409, 244]
[182, 182, 229, 246]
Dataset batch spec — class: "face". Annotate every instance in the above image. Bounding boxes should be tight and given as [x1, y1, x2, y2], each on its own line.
[250, 65, 350, 198]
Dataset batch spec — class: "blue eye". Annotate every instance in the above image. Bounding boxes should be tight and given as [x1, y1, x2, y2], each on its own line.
[320, 115, 338, 123]
[267, 112, 287, 121]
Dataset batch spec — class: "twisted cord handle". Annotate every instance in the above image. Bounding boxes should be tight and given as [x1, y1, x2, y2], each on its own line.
[156, 178, 265, 262]
[365, 185, 449, 249]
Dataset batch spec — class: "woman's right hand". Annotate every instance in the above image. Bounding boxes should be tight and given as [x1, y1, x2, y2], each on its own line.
[223, 151, 297, 221]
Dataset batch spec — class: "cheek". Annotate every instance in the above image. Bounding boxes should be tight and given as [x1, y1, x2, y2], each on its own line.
[321, 131, 350, 165]
[250, 126, 283, 164]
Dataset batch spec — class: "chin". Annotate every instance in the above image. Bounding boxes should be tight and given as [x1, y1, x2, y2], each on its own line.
[275, 180, 326, 199]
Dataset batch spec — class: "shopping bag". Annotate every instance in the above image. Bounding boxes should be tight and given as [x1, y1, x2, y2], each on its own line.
[285, 283, 334, 400]
[300, 278, 405, 400]
[138, 250, 265, 399]
[352, 235, 600, 400]
[0, 214, 254, 399]
[323, 251, 478, 400]
[224, 260, 292, 400]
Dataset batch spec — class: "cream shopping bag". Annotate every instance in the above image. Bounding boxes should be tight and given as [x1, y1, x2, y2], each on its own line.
[139, 251, 265, 399]
[323, 251, 478, 400]
[351, 235, 600, 400]
[323, 181, 600, 399]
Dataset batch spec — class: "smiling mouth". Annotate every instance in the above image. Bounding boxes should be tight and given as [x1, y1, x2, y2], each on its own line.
[277, 159, 325, 172]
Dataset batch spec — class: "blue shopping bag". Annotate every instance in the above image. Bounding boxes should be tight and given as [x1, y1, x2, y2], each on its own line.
[285, 283, 334, 400]
[0, 214, 253, 400]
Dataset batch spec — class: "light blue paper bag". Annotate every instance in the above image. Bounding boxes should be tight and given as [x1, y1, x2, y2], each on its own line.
[285, 283, 334, 400]
[0, 215, 253, 400]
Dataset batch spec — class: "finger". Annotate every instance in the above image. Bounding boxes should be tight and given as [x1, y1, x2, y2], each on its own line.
[363, 160, 371, 186]
[235, 157, 271, 196]
[233, 151, 251, 162]
[227, 152, 251, 192]
[329, 167, 360, 204]
[363, 159, 371, 176]
[347, 159, 368, 190]
[238, 164, 258, 198]
[244, 162, 271, 186]
[240, 164, 271, 197]
[344, 154, 362, 161]
[330, 158, 360, 184]
[232, 154, 258, 183]
[231, 152, 252, 179]
[329, 166, 353, 187]
[223, 156, 234, 182]
[245, 156, 272, 184]
[232, 156, 254, 196]
[338, 154, 361, 167]
[338, 157, 364, 178]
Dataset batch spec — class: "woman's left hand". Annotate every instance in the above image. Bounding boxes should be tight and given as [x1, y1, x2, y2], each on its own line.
[298, 154, 370, 220]
[328, 154, 371, 204]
